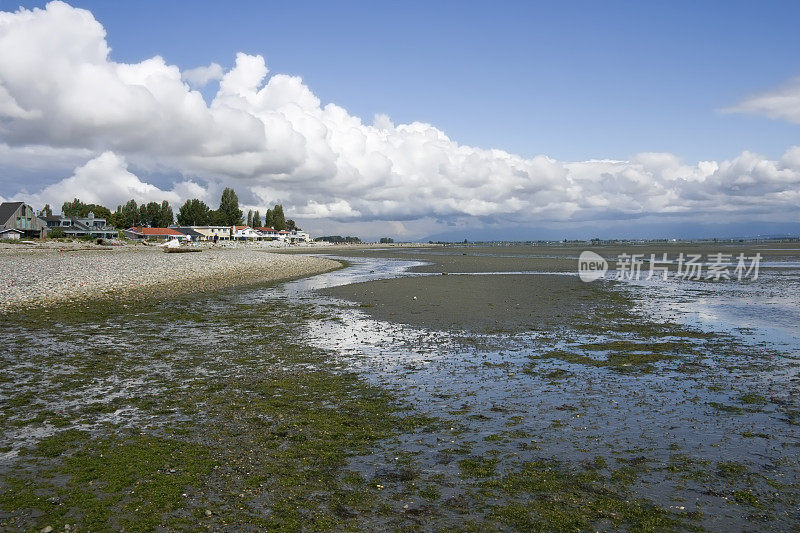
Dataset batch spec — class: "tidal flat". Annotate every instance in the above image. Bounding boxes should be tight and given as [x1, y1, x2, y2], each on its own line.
[1, 243, 799, 530]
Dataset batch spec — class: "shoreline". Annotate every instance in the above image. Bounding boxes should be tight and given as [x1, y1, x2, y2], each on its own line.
[0, 245, 341, 314]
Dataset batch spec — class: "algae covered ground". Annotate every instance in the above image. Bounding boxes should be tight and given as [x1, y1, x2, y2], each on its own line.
[1, 244, 799, 531]
[0, 291, 443, 530]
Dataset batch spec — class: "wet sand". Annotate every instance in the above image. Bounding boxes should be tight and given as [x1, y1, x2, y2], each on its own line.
[3, 242, 799, 530]
[312, 243, 799, 332]
[322, 274, 608, 333]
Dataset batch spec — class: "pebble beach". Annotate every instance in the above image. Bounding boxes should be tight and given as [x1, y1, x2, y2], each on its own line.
[0, 242, 340, 312]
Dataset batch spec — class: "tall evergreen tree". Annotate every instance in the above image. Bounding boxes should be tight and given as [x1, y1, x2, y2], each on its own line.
[108, 205, 123, 228]
[272, 204, 286, 230]
[216, 187, 243, 226]
[144, 202, 162, 227]
[159, 201, 174, 227]
[246, 210, 253, 228]
[252, 210, 261, 228]
[121, 199, 139, 228]
[39, 204, 52, 218]
[137, 204, 148, 226]
[210, 209, 225, 226]
[264, 209, 273, 228]
[177, 199, 212, 226]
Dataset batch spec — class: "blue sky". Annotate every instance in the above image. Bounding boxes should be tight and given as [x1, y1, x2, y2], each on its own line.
[7, 0, 798, 162]
[1, 1, 799, 240]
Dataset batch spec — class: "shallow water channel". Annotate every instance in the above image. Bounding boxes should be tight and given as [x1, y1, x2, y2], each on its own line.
[235, 253, 800, 530]
[1, 250, 798, 530]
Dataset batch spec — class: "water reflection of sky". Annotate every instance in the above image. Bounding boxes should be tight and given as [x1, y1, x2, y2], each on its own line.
[618, 269, 800, 351]
[274, 253, 800, 352]
[247, 253, 800, 531]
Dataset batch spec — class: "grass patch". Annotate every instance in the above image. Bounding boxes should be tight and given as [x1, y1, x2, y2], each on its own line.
[459, 456, 500, 478]
[487, 460, 683, 531]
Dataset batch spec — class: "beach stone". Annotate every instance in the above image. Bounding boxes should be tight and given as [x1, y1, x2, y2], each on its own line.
[0, 245, 339, 313]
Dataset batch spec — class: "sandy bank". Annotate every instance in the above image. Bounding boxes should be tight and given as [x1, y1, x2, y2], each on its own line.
[321, 273, 611, 333]
[0, 245, 340, 313]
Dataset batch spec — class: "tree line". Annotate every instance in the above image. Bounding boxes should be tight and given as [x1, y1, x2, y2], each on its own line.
[53, 188, 298, 230]
[315, 235, 361, 243]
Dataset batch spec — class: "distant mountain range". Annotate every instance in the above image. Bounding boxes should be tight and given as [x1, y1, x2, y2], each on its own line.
[421, 221, 800, 243]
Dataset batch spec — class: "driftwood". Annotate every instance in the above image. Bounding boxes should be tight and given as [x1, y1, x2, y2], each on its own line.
[163, 247, 203, 253]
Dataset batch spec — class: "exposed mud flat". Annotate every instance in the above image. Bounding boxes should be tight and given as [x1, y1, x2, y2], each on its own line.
[301, 245, 800, 530]
[321, 273, 604, 333]
[1, 243, 798, 530]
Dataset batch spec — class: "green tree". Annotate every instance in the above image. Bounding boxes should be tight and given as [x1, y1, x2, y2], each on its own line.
[39, 204, 52, 218]
[272, 204, 286, 231]
[120, 199, 139, 228]
[264, 209, 274, 228]
[210, 209, 225, 226]
[159, 201, 174, 227]
[246, 210, 253, 227]
[61, 198, 112, 219]
[286, 219, 299, 231]
[108, 205, 123, 228]
[176, 199, 211, 226]
[87, 205, 112, 219]
[142, 202, 162, 227]
[215, 187, 243, 226]
[47, 227, 65, 239]
[252, 210, 261, 228]
[62, 198, 83, 216]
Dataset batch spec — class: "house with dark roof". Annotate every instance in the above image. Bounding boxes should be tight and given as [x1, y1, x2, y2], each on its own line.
[186, 226, 231, 241]
[0, 202, 47, 238]
[41, 212, 118, 239]
[171, 226, 205, 241]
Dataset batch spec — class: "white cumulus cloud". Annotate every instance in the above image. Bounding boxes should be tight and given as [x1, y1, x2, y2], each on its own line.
[724, 76, 800, 124]
[182, 62, 224, 87]
[12, 151, 199, 210]
[0, 1, 799, 238]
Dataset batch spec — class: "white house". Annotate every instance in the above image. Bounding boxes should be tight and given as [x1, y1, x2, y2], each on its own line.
[232, 226, 264, 240]
[287, 230, 311, 243]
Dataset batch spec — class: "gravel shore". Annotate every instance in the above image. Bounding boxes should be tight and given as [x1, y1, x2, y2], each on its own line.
[0, 243, 340, 313]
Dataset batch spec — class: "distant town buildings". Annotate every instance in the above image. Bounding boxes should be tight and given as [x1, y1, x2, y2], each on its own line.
[0, 201, 314, 244]
[121, 225, 311, 243]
